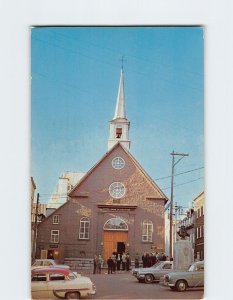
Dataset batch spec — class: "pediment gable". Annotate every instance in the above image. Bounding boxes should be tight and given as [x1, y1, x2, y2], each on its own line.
[69, 143, 167, 203]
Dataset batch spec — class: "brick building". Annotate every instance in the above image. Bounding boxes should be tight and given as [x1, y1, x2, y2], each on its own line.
[193, 191, 204, 260]
[36, 68, 168, 263]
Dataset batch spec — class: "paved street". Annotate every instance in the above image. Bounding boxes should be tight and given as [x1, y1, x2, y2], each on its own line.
[85, 271, 204, 299]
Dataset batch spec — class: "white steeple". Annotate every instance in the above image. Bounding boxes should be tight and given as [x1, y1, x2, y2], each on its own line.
[108, 68, 130, 151]
[113, 68, 126, 119]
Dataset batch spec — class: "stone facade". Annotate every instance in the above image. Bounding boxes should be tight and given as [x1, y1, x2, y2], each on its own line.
[36, 143, 167, 263]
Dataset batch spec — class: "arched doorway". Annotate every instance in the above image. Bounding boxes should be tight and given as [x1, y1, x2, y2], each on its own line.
[102, 218, 128, 260]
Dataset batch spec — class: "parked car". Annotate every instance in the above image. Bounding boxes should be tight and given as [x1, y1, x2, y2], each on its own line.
[132, 261, 173, 283]
[164, 260, 204, 292]
[31, 267, 96, 299]
[31, 259, 70, 270]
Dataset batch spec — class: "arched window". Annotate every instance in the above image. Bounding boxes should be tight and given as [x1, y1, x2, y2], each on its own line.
[103, 218, 128, 231]
[79, 217, 90, 239]
[142, 220, 153, 242]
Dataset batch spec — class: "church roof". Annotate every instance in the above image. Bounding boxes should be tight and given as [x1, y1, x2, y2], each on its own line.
[113, 68, 126, 120]
[69, 142, 168, 202]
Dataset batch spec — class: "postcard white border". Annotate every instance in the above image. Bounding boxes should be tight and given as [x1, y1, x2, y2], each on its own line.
[1, 1, 233, 299]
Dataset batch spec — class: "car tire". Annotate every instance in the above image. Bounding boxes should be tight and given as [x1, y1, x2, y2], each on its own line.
[144, 274, 154, 284]
[65, 291, 80, 299]
[175, 280, 188, 292]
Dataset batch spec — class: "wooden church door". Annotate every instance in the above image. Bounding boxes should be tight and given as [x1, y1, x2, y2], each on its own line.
[103, 231, 128, 261]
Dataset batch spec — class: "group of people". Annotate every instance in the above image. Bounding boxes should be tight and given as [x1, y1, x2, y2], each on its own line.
[93, 251, 170, 274]
[93, 254, 104, 274]
[107, 252, 131, 274]
[141, 252, 169, 268]
[93, 252, 131, 274]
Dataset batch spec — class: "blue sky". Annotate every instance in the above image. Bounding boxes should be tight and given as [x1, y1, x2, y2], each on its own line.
[31, 26, 204, 212]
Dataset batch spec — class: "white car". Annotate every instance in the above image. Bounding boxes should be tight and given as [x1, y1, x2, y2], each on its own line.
[31, 259, 70, 270]
[31, 267, 96, 299]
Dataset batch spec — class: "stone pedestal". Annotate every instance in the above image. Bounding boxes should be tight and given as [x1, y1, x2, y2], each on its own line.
[173, 239, 194, 271]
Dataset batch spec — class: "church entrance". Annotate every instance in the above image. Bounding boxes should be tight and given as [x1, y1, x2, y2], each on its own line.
[102, 231, 128, 261]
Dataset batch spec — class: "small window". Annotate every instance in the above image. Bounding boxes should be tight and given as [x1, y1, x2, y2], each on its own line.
[79, 217, 90, 239]
[201, 206, 204, 216]
[196, 227, 199, 239]
[112, 157, 125, 170]
[49, 273, 65, 281]
[196, 264, 204, 271]
[142, 220, 153, 242]
[53, 215, 59, 224]
[51, 230, 59, 243]
[32, 274, 47, 282]
[163, 263, 172, 269]
[109, 182, 126, 199]
[116, 127, 122, 138]
[103, 218, 128, 231]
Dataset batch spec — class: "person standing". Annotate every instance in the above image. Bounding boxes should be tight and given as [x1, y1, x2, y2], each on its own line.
[126, 253, 131, 271]
[107, 256, 114, 274]
[112, 253, 116, 273]
[134, 253, 140, 268]
[116, 253, 121, 271]
[122, 252, 126, 271]
[93, 255, 98, 274]
[97, 254, 103, 274]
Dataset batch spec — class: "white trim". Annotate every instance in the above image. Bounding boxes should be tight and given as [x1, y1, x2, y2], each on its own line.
[109, 182, 126, 199]
[52, 215, 59, 224]
[142, 220, 153, 242]
[50, 230, 59, 243]
[103, 217, 128, 231]
[112, 157, 125, 169]
[79, 217, 90, 240]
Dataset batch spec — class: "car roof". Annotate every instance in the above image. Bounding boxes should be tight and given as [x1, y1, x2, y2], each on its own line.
[32, 267, 70, 275]
[35, 259, 53, 261]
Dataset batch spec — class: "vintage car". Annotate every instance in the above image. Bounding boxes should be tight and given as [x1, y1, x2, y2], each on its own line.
[31, 259, 70, 270]
[132, 261, 174, 283]
[31, 267, 96, 299]
[164, 260, 204, 292]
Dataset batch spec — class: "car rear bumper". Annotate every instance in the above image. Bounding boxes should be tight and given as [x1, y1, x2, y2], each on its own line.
[88, 290, 96, 295]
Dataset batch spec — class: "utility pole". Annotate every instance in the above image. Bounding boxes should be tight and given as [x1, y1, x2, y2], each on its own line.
[32, 193, 39, 261]
[169, 151, 189, 258]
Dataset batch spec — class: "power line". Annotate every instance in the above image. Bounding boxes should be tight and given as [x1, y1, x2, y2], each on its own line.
[161, 176, 204, 191]
[155, 166, 204, 181]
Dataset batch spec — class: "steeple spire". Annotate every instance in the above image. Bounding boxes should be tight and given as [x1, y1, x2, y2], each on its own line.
[108, 68, 131, 151]
[113, 68, 126, 119]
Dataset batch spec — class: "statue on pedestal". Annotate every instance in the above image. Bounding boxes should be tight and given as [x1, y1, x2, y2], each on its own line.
[177, 225, 190, 239]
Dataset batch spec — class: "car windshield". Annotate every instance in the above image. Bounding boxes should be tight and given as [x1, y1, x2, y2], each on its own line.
[32, 261, 42, 266]
[152, 262, 163, 268]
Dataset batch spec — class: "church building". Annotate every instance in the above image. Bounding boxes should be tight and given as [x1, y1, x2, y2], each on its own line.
[36, 68, 168, 263]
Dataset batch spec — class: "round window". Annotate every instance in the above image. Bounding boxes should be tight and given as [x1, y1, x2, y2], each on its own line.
[109, 182, 126, 199]
[112, 157, 125, 169]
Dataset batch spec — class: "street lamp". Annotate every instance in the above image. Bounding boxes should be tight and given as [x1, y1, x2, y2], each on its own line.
[169, 151, 188, 259]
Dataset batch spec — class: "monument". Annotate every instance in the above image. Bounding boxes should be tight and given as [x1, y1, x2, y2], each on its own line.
[173, 226, 194, 271]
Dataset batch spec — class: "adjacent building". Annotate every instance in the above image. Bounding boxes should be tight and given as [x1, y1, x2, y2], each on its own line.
[36, 68, 168, 263]
[46, 171, 86, 214]
[193, 191, 204, 260]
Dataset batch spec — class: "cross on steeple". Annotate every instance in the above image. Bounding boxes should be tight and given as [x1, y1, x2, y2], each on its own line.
[120, 56, 126, 70]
